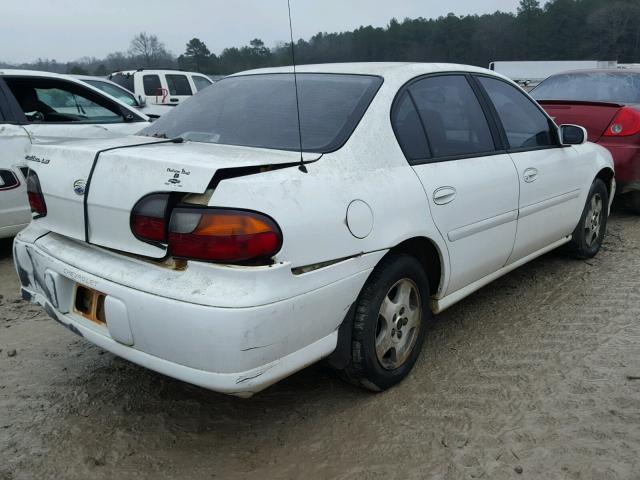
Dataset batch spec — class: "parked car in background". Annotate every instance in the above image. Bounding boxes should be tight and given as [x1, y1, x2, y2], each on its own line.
[531, 69, 640, 213]
[0, 69, 150, 239]
[15, 63, 614, 396]
[75, 75, 169, 119]
[489, 60, 617, 90]
[108, 69, 213, 107]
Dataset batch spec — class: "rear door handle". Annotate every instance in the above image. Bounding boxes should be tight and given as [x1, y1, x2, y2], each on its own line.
[523, 168, 538, 183]
[433, 186, 457, 205]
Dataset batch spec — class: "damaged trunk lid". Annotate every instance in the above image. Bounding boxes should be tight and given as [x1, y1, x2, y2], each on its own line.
[29, 136, 319, 258]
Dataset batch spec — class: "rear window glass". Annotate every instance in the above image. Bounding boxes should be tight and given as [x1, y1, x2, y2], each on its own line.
[166, 75, 193, 96]
[109, 74, 134, 93]
[143, 75, 162, 96]
[140, 73, 383, 153]
[531, 72, 640, 103]
[192, 76, 212, 91]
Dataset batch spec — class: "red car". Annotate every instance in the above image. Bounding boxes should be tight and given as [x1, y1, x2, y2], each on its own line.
[531, 69, 640, 213]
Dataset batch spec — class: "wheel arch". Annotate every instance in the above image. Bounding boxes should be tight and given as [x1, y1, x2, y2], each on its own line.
[595, 167, 615, 199]
[326, 235, 446, 370]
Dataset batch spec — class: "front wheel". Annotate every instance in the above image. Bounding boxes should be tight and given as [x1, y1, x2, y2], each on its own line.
[566, 178, 609, 259]
[339, 254, 431, 392]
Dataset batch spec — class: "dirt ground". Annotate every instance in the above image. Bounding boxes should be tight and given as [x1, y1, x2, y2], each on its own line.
[1, 206, 639, 480]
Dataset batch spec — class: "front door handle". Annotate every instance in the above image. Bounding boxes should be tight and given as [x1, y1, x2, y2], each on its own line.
[433, 186, 457, 205]
[523, 167, 538, 183]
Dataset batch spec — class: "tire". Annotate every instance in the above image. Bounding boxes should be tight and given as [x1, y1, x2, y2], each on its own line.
[629, 191, 640, 215]
[566, 178, 609, 259]
[340, 253, 431, 392]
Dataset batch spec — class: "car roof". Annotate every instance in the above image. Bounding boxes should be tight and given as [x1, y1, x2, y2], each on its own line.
[0, 68, 91, 80]
[112, 69, 208, 76]
[233, 62, 507, 83]
[549, 68, 640, 76]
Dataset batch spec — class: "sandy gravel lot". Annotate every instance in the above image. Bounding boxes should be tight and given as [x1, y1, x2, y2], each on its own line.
[1, 206, 639, 480]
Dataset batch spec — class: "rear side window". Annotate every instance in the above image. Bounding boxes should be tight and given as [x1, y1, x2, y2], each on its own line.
[166, 75, 193, 96]
[192, 76, 212, 91]
[143, 75, 162, 96]
[478, 76, 554, 149]
[408, 75, 495, 158]
[391, 91, 429, 160]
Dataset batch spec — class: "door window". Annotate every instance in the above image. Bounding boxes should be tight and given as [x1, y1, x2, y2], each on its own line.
[192, 76, 213, 92]
[143, 75, 162, 96]
[166, 75, 193, 95]
[477, 76, 555, 149]
[5, 77, 126, 123]
[408, 75, 495, 158]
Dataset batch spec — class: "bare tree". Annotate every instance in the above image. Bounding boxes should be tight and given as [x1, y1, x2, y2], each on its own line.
[129, 32, 171, 68]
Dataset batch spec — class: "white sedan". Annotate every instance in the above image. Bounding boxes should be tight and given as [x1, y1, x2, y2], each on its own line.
[14, 63, 614, 396]
[0, 69, 150, 239]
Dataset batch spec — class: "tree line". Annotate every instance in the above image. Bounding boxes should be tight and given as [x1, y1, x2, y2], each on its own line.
[3, 0, 640, 76]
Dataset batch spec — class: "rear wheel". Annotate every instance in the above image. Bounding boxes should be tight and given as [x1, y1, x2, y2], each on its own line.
[566, 178, 609, 259]
[340, 254, 430, 392]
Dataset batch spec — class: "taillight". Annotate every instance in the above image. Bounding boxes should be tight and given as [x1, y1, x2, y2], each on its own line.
[168, 208, 282, 263]
[130, 193, 170, 243]
[26, 170, 47, 218]
[604, 107, 640, 137]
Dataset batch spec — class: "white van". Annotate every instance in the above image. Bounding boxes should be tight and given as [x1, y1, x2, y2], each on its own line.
[108, 69, 214, 107]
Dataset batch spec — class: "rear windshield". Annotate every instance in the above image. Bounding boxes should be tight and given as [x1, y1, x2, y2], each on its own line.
[109, 73, 134, 93]
[531, 72, 640, 103]
[139, 73, 383, 152]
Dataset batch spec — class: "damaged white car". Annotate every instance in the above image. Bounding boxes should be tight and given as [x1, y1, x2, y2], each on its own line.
[14, 63, 614, 396]
[0, 69, 150, 239]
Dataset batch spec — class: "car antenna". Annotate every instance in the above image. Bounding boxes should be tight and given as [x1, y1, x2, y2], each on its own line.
[288, 0, 307, 173]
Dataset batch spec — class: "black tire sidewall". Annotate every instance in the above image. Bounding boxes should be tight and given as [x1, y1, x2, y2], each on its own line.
[573, 179, 609, 258]
[352, 254, 431, 391]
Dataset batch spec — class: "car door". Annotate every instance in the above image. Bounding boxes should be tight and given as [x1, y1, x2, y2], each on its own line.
[164, 73, 194, 104]
[4, 76, 147, 144]
[474, 75, 586, 263]
[393, 74, 520, 295]
[0, 80, 32, 236]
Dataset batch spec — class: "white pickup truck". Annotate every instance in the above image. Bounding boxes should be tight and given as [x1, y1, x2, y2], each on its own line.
[108, 69, 214, 108]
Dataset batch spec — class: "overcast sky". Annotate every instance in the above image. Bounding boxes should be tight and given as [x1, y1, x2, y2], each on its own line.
[1, 0, 523, 63]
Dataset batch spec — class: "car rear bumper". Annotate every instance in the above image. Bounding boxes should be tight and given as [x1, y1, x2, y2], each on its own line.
[13, 230, 379, 396]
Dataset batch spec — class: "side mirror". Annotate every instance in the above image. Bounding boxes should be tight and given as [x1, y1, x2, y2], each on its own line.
[137, 95, 146, 107]
[559, 124, 588, 145]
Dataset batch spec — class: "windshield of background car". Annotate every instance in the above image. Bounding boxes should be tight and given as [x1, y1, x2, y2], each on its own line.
[531, 72, 640, 103]
[85, 80, 138, 107]
[139, 73, 383, 152]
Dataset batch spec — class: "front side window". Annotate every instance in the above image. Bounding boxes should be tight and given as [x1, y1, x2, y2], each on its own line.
[408, 75, 495, 158]
[478, 76, 554, 149]
[143, 75, 162, 96]
[5, 78, 129, 123]
[166, 75, 193, 96]
[192, 76, 213, 91]
[140, 73, 382, 153]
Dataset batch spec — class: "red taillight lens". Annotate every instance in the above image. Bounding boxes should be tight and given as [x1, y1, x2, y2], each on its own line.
[130, 193, 170, 243]
[26, 170, 47, 218]
[168, 208, 282, 263]
[604, 107, 640, 137]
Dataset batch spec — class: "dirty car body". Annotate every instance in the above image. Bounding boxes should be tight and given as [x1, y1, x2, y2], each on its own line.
[14, 63, 615, 396]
